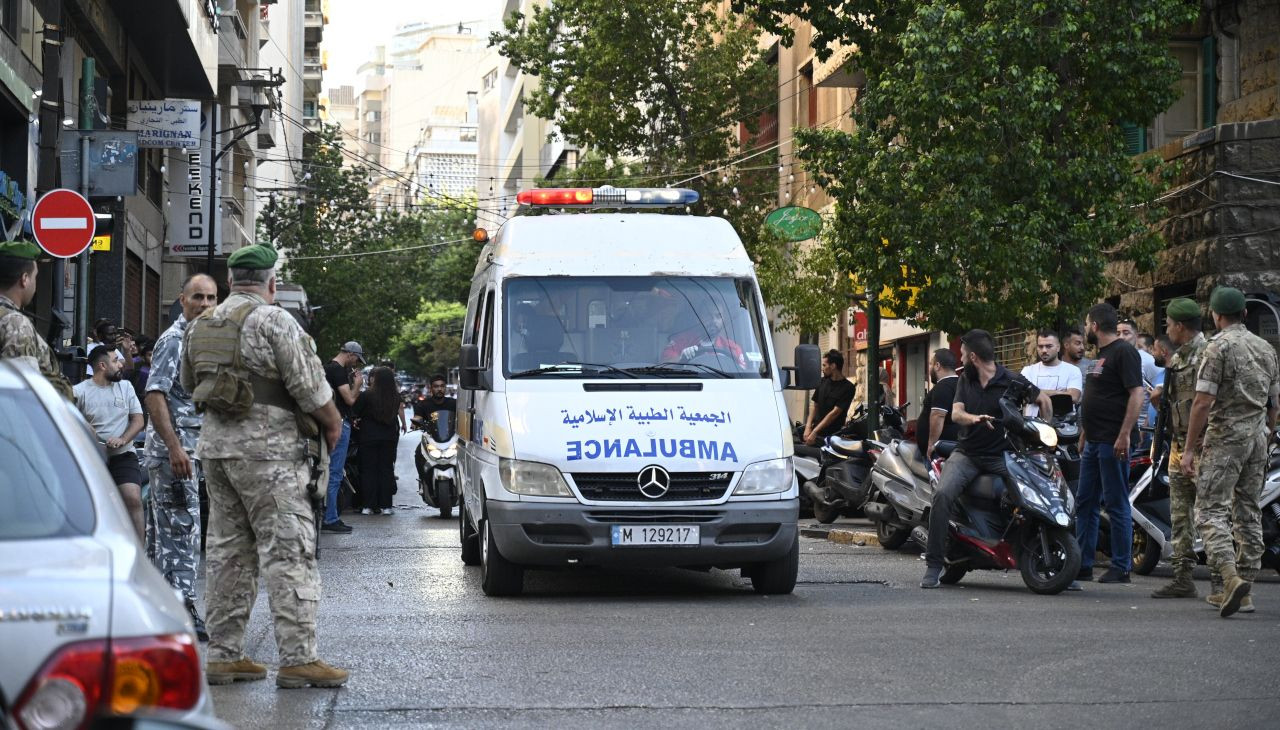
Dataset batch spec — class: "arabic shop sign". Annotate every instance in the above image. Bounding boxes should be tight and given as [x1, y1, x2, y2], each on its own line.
[763, 206, 822, 242]
[127, 99, 202, 149]
[0, 170, 26, 223]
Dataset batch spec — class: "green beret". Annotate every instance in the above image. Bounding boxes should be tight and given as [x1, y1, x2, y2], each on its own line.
[1165, 297, 1201, 322]
[226, 243, 278, 270]
[1209, 286, 1246, 315]
[0, 240, 41, 260]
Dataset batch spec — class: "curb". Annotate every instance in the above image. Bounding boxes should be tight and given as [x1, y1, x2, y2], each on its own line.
[827, 529, 881, 547]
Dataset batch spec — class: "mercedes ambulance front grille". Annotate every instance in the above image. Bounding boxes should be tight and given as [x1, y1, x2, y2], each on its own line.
[571, 472, 733, 502]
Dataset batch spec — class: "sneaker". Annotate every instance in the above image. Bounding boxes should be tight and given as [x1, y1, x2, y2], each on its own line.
[1097, 568, 1131, 584]
[381, 508, 395, 515]
[361, 508, 373, 515]
[206, 657, 268, 686]
[920, 566, 942, 589]
[1076, 567, 1094, 582]
[321, 520, 353, 534]
[277, 659, 350, 689]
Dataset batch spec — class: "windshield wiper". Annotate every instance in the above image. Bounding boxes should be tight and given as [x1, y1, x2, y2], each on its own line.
[624, 363, 733, 379]
[508, 362, 639, 378]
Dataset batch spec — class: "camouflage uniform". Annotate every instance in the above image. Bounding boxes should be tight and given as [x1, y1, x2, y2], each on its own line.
[1194, 323, 1280, 579]
[1164, 332, 1208, 574]
[143, 313, 203, 605]
[182, 292, 332, 667]
[0, 294, 74, 400]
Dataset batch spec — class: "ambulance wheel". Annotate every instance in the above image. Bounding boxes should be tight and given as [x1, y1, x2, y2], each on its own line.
[459, 504, 480, 566]
[749, 534, 798, 595]
[481, 519, 524, 596]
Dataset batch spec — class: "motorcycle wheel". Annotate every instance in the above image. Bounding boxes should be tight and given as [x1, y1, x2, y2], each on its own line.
[940, 565, 967, 585]
[1019, 525, 1081, 595]
[1131, 528, 1161, 576]
[874, 511, 911, 550]
[459, 503, 481, 566]
[812, 500, 840, 524]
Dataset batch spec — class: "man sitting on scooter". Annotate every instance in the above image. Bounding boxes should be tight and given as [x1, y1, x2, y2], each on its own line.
[921, 329, 1052, 589]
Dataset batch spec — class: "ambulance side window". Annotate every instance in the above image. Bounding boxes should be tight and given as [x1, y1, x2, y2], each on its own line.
[480, 290, 495, 368]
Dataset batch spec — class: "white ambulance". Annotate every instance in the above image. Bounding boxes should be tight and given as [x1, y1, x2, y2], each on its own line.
[457, 186, 820, 596]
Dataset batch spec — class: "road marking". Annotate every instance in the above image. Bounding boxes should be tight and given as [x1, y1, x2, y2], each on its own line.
[39, 217, 89, 229]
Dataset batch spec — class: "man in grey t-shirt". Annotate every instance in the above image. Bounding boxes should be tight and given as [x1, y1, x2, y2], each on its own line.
[74, 345, 145, 539]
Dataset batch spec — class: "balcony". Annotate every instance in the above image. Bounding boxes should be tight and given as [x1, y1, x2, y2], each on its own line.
[303, 56, 323, 95]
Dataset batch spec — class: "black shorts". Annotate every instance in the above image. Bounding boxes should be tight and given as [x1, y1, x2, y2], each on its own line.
[107, 452, 144, 486]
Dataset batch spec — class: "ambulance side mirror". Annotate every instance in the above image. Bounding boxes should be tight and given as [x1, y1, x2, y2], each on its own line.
[459, 344, 486, 391]
[786, 344, 822, 391]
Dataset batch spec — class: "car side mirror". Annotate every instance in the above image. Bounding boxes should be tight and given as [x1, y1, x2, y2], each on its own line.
[787, 344, 821, 390]
[459, 344, 487, 390]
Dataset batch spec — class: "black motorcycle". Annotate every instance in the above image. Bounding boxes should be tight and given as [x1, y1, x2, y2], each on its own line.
[804, 403, 906, 524]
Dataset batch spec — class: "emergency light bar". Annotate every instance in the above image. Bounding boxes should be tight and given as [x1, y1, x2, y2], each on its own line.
[515, 185, 700, 208]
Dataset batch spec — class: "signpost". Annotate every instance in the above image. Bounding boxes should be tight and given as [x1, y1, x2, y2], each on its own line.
[32, 189, 95, 258]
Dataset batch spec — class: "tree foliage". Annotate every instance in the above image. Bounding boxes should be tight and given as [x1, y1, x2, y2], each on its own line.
[259, 125, 478, 363]
[492, 2, 810, 321]
[388, 300, 468, 378]
[733, 0, 1198, 332]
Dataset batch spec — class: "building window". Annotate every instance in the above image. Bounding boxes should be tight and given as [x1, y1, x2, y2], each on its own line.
[1154, 280, 1197, 335]
[1125, 38, 1215, 154]
[0, 0, 17, 39]
[460, 126, 477, 142]
[482, 69, 498, 93]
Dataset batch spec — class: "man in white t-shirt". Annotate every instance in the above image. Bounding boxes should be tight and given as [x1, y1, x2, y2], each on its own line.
[74, 344, 146, 539]
[1020, 330, 1082, 418]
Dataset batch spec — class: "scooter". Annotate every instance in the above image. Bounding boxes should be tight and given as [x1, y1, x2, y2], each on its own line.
[802, 404, 905, 523]
[870, 380, 1081, 594]
[413, 410, 459, 519]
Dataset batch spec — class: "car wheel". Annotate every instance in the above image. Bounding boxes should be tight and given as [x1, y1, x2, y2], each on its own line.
[480, 518, 524, 596]
[459, 502, 480, 566]
[749, 533, 799, 595]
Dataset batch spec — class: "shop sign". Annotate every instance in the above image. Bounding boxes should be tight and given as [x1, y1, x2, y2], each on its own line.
[167, 104, 216, 256]
[127, 99, 202, 149]
[763, 206, 822, 242]
[92, 234, 111, 252]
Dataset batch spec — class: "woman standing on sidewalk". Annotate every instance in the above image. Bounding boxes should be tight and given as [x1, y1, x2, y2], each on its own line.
[354, 366, 401, 515]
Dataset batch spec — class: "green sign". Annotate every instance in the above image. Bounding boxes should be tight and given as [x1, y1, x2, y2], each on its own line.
[763, 206, 822, 242]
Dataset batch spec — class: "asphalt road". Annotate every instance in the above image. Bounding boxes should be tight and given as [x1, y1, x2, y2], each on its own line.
[207, 433, 1280, 729]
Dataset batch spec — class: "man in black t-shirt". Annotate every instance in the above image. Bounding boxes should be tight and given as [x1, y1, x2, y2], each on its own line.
[321, 341, 365, 533]
[922, 330, 1051, 589]
[1075, 303, 1144, 584]
[414, 373, 457, 424]
[916, 348, 961, 457]
[804, 350, 856, 445]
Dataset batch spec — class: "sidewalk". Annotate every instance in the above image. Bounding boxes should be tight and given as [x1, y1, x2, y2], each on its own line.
[800, 516, 882, 547]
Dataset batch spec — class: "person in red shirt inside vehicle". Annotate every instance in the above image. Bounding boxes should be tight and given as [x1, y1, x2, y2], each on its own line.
[661, 307, 746, 369]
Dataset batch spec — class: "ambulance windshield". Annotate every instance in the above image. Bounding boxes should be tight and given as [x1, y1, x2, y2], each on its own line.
[504, 276, 770, 379]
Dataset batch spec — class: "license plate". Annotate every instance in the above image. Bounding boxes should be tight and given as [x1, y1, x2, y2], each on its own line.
[610, 524, 700, 547]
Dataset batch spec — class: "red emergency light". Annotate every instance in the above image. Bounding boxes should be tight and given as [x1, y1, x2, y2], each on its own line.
[516, 188, 594, 206]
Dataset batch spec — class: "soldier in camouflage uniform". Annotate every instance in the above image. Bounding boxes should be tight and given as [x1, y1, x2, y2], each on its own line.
[181, 243, 346, 688]
[143, 273, 218, 640]
[0, 240, 73, 400]
[1181, 287, 1280, 618]
[1150, 298, 1211, 599]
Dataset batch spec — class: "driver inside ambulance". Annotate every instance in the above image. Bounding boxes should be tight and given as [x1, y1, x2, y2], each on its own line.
[661, 306, 747, 368]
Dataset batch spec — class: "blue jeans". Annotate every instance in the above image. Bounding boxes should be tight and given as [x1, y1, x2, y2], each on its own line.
[1075, 441, 1132, 572]
[324, 420, 351, 524]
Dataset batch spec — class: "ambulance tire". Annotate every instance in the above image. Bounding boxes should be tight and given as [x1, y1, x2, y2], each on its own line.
[459, 502, 481, 566]
[748, 533, 799, 595]
[481, 517, 524, 596]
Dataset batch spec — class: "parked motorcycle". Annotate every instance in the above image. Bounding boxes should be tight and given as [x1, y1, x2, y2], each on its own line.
[413, 410, 459, 519]
[802, 404, 906, 523]
[868, 379, 1080, 594]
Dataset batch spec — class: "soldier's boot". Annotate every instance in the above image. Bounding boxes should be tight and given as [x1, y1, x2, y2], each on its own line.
[1239, 595, 1255, 613]
[1205, 574, 1225, 609]
[206, 658, 268, 686]
[276, 660, 350, 689]
[1151, 566, 1197, 598]
[1218, 567, 1251, 618]
[184, 598, 208, 642]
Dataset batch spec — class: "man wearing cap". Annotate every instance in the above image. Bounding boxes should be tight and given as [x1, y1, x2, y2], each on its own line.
[0, 240, 73, 399]
[322, 341, 366, 533]
[1149, 297, 1212, 600]
[1181, 286, 1280, 618]
[181, 243, 348, 687]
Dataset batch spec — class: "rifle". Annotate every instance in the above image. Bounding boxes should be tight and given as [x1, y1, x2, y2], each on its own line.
[1152, 369, 1172, 464]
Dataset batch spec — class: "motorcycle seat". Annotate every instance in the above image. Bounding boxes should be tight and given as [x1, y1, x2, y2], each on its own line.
[897, 441, 931, 481]
[968, 474, 1007, 502]
[828, 436, 865, 457]
[794, 443, 825, 459]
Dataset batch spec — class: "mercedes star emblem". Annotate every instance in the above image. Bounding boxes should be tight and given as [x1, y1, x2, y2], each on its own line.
[637, 465, 671, 499]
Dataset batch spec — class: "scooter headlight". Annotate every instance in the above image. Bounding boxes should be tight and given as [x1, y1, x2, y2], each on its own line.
[1017, 480, 1050, 510]
[428, 446, 443, 458]
[1031, 421, 1058, 449]
[442, 446, 457, 459]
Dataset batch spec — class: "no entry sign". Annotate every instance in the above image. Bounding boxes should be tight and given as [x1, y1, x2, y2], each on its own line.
[33, 188, 96, 258]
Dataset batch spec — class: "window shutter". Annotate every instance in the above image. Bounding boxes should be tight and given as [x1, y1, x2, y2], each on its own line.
[1121, 122, 1147, 155]
[1202, 35, 1217, 129]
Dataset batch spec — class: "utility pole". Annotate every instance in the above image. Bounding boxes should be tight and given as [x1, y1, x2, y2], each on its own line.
[865, 291, 881, 435]
[75, 58, 94, 346]
[36, 8, 66, 351]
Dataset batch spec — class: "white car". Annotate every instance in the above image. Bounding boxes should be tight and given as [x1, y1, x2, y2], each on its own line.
[0, 360, 215, 730]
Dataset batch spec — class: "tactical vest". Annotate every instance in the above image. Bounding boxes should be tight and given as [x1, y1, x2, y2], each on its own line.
[186, 300, 318, 438]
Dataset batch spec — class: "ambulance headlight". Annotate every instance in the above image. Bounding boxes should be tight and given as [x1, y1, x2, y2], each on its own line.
[499, 458, 573, 498]
[733, 457, 793, 496]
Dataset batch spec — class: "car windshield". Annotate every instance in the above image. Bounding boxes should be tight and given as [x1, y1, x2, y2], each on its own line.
[0, 387, 95, 539]
[504, 276, 771, 379]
